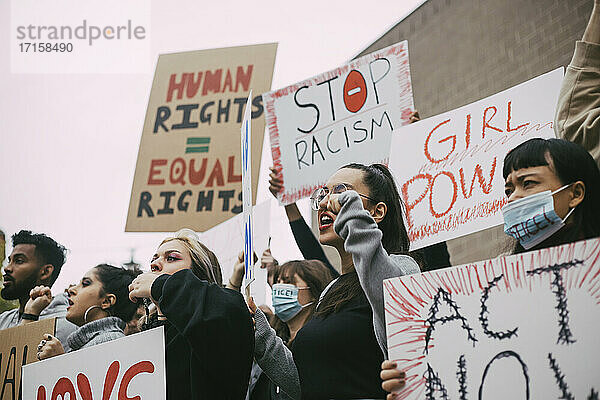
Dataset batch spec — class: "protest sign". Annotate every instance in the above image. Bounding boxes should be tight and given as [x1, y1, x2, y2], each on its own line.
[199, 200, 271, 305]
[23, 326, 165, 400]
[0, 318, 55, 400]
[264, 41, 414, 204]
[126, 43, 277, 232]
[389, 68, 562, 250]
[384, 238, 600, 399]
[241, 91, 254, 289]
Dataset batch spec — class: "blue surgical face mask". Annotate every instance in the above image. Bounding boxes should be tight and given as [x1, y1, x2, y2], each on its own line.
[502, 184, 575, 250]
[272, 283, 313, 322]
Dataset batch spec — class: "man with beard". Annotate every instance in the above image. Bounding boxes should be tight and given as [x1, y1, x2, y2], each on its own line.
[0, 230, 76, 350]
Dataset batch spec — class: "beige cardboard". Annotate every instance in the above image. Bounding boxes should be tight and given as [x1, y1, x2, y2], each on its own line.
[126, 43, 277, 232]
[0, 318, 55, 400]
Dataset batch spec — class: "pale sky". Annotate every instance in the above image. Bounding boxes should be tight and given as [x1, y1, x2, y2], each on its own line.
[0, 0, 424, 293]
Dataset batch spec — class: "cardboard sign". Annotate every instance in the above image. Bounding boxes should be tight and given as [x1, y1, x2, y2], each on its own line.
[265, 41, 414, 204]
[23, 326, 166, 400]
[199, 200, 271, 305]
[0, 318, 55, 400]
[389, 68, 562, 250]
[126, 43, 277, 232]
[384, 238, 600, 399]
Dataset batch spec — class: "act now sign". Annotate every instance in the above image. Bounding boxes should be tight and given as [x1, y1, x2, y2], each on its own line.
[384, 238, 600, 399]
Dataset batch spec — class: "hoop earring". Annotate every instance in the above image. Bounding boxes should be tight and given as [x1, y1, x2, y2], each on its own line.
[84, 305, 103, 323]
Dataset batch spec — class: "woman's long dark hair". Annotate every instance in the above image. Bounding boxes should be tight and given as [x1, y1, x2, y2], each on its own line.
[94, 264, 142, 323]
[503, 138, 600, 253]
[271, 260, 333, 344]
[316, 163, 422, 317]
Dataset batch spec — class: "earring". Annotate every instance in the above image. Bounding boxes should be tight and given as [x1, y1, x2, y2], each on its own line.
[83, 305, 103, 323]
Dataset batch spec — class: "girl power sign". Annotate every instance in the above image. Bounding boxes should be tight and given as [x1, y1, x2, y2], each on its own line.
[383, 238, 600, 399]
[389, 69, 563, 250]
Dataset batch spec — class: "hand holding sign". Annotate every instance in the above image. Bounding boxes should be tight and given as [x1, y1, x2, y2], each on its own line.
[380, 360, 406, 397]
[37, 333, 64, 360]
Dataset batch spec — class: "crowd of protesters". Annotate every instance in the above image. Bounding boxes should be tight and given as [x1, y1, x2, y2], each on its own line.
[2, 3, 600, 400]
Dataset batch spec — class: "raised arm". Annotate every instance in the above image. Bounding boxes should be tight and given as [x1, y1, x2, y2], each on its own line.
[555, 1, 600, 166]
[333, 191, 420, 357]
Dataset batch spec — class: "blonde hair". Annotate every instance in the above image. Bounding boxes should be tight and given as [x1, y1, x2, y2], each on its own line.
[159, 229, 223, 285]
[140, 229, 222, 331]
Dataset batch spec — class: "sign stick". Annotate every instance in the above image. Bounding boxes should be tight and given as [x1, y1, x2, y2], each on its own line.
[241, 90, 254, 293]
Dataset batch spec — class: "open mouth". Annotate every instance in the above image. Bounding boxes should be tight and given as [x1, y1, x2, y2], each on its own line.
[67, 298, 74, 309]
[319, 211, 335, 230]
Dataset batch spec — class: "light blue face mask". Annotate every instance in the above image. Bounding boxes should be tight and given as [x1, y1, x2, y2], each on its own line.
[272, 283, 313, 322]
[502, 184, 575, 249]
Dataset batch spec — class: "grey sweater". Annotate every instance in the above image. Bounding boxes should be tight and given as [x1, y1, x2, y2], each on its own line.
[66, 316, 125, 351]
[335, 190, 421, 356]
[254, 308, 298, 399]
[253, 190, 420, 398]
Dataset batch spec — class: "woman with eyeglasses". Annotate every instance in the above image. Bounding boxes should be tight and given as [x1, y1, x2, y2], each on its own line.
[264, 163, 420, 399]
[269, 167, 340, 280]
[128, 229, 254, 400]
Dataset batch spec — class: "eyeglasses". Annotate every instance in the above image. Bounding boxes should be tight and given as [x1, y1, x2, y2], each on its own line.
[309, 183, 377, 211]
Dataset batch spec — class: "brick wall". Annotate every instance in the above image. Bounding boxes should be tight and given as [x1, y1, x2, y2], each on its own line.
[354, 0, 594, 265]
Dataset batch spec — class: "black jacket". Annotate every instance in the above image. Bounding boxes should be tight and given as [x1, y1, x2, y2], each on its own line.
[151, 269, 254, 399]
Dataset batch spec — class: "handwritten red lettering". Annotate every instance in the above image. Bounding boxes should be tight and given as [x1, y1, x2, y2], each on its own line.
[206, 159, 225, 187]
[118, 361, 155, 400]
[227, 155, 242, 183]
[76, 373, 93, 400]
[429, 172, 458, 218]
[165, 65, 254, 102]
[189, 159, 208, 185]
[148, 159, 167, 185]
[482, 106, 503, 138]
[35, 359, 155, 400]
[402, 173, 433, 229]
[169, 157, 186, 185]
[458, 158, 496, 199]
[103, 361, 120, 400]
[506, 101, 530, 132]
[424, 119, 455, 163]
[51, 377, 76, 400]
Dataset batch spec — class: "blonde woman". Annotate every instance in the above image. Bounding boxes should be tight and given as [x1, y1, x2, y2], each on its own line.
[128, 229, 254, 400]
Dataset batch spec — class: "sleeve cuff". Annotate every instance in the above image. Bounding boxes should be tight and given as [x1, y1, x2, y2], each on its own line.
[571, 41, 600, 69]
[334, 190, 364, 236]
[338, 190, 359, 206]
[151, 274, 170, 302]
